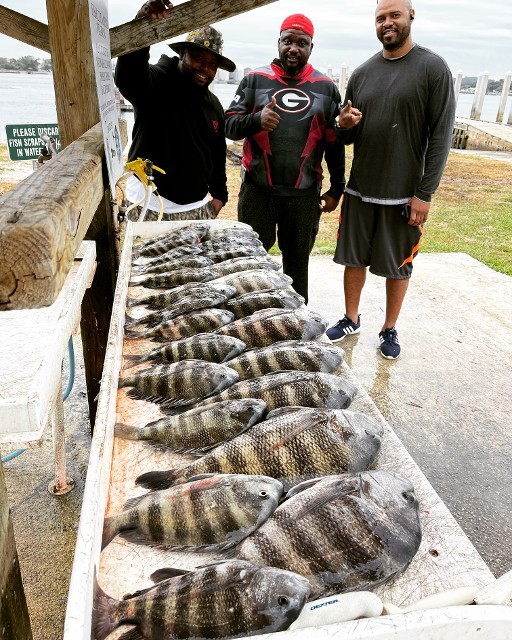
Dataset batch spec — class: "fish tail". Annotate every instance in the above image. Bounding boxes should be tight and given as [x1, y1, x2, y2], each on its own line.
[122, 354, 146, 370]
[124, 328, 143, 339]
[101, 515, 120, 550]
[126, 296, 142, 308]
[135, 469, 177, 490]
[114, 423, 142, 441]
[92, 578, 120, 640]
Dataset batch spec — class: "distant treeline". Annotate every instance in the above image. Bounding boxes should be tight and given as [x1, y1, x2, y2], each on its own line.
[461, 76, 504, 94]
[0, 55, 51, 72]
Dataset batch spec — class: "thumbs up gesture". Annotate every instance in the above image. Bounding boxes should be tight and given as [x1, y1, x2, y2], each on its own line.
[260, 96, 281, 132]
[336, 100, 362, 130]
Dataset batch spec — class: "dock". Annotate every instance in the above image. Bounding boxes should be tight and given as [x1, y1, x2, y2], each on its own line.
[453, 118, 512, 151]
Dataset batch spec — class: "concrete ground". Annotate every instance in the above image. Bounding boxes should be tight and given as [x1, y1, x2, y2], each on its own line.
[1, 251, 511, 639]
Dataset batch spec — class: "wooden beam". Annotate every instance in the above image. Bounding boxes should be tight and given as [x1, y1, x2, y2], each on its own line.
[0, 462, 33, 639]
[0, 6, 50, 54]
[110, 0, 279, 58]
[0, 124, 105, 310]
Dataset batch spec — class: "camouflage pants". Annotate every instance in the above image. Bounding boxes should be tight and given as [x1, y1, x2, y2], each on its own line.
[126, 200, 217, 222]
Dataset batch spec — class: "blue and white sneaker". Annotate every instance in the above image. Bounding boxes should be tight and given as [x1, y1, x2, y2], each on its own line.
[379, 327, 401, 359]
[326, 315, 361, 343]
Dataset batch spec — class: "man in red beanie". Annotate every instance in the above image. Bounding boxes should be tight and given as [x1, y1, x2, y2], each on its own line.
[225, 15, 358, 303]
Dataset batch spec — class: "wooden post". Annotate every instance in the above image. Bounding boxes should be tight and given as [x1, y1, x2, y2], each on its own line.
[496, 71, 512, 124]
[453, 69, 463, 106]
[46, 0, 116, 428]
[470, 71, 489, 120]
[0, 461, 33, 639]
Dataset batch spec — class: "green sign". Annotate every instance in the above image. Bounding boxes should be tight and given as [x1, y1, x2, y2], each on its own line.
[5, 124, 61, 161]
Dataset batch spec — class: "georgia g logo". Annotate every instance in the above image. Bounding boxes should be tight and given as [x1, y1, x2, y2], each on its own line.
[272, 88, 311, 113]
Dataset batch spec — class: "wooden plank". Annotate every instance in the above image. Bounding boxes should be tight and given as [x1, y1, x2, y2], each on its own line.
[0, 6, 50, 54]
[0, 125, 104, 310]
[0, 461, 33, 639]
[110, 0, 279, 58]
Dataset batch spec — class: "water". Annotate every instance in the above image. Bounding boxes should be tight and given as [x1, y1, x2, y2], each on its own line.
[0, 72, 510, 143]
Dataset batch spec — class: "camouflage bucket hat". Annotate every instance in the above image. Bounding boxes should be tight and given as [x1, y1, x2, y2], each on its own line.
[169, 25, 236, 72]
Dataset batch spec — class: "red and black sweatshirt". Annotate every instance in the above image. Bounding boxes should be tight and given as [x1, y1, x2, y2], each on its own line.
[225, 60, 345, 199]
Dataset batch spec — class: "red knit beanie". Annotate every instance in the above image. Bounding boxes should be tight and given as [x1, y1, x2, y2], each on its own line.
[280, 14, 314, 38]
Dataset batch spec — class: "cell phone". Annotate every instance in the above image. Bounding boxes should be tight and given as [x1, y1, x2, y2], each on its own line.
[402, 204, 411, 221]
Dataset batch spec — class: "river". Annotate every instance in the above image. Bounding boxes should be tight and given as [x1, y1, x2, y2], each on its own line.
[0, 71, 509, 143]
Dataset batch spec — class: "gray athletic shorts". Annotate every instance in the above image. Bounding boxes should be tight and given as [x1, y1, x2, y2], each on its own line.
[333, 193, 423, 279]
[126, 200, 217, 222]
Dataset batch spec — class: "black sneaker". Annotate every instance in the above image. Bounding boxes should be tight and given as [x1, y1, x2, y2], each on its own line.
[326, 315, 361, 342]
[379, 327, 401, 359]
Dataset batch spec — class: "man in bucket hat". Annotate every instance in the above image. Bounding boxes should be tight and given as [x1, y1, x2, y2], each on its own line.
[225, 14, 357, 303]
[115, 1, 236, 220]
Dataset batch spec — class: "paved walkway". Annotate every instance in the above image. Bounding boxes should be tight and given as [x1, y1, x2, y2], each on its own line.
[308, 252, 512, 579]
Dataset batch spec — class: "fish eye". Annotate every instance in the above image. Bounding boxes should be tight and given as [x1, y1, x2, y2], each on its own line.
[277, 595, 289, 606]
[259, 490, 268, 498]
[402, 491, 415, 503]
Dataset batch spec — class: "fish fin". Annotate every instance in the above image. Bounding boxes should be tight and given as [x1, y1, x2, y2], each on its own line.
[270, 412, 330, 450]
[289, 481, 358, 521]
[124, 328, 144, 339]
[125, 296, 142, 308]
[266, 406, 309, 419]
[150, 567, 191, 582]
[101, 516, 122, 550]
[150, 336, 169, 343]
[122, 354, 145, 370]
[285, 478, 325, 499]
[114, 423, 142, 441]
[135, 469, 177, 490]
[123, 495, 147, 510]
[92, 577, 119, 640]
[159, 396, 197, 409]
[182, 473, 220, 482]
[118, 629, 145, 640]
[125, 389, 192, 408]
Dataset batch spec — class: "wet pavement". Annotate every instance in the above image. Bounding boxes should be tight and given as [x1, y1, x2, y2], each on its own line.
[1, 251, 511, 639]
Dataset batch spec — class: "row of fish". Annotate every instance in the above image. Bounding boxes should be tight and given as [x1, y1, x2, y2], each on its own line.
[94, 223, 422, 640]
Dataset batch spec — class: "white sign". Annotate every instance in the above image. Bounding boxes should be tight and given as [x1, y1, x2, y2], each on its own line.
[89, 0, 123, 198]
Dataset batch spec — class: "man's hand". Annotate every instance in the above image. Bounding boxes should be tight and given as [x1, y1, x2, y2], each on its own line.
[320, 193, 339, 213]
[336, 100, 362, 129]
[260, 97, 281, 132]
[408, 196, 430, 226]
[136, 0, 172, 19]
[210, 198, 224, 216]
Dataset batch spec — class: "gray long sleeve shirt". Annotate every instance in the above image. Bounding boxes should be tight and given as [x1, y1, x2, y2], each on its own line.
[339, 45, 455, 204]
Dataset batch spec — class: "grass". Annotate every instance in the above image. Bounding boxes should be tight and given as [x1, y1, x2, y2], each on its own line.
[1, 143, 511, 275]
[220, 146, 512, 276]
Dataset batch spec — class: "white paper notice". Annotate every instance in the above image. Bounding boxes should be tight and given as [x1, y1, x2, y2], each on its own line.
[89, 0, 124, 197]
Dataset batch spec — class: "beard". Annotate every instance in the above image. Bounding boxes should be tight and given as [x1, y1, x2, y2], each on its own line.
[377, 23, 411, 50]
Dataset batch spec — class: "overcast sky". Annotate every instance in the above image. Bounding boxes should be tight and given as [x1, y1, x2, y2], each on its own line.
[1, 0, 511, 79]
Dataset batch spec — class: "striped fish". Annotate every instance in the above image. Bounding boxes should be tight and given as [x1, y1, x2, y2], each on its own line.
[114, 398, 267, 453]
[224, 288, 304, 319]
[209, 269, 293, 295]
[93, 560, 310, 640]
[135, 406, 379, 493]
[225, 340, 344, 378]
[132, 242, 204, 268]
[214, 307, 327, 347]
[131, 254, 214, 275]
[101, 473, 283, 550]
[128, 266, 219, 289]
[208, 256, 281, 276]
[123, 333, 246, 369]
[206, 226, 260, 241]
[235, 471, 422, 599]
[200, 238, 264, 254]
[126, 282, 237, 310]
[118, 359, 239, 407]
[202, 245, 268, 263]
[133, 223, 209, 257]
[125, 308, 235, 341]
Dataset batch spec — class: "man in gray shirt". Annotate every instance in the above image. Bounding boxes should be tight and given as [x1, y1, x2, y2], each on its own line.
[326, 0, 455, 359]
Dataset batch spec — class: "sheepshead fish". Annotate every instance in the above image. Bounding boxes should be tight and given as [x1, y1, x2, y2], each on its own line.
[131, 254, 214, 275]
[114, 398, 267, 453]
[203, 246, 268, 263]
[129, 265, 219, 289]
[210, 269, 293, 295]
[235, 471, 422, 599]
[125, 288, 236, 329]
[93, 560, 310, 640]
[126, 282, 237, 310]
[180, 371, 358, 414]
[214, 308, 327, 347]
[135, 406, 380, 492]
[211, 256, 280, 276]
[224, 288, 304, 319]
[101, 473, 283, 550]
[225, 340, 344, 378]
[119, 360, 239, 408]
[133, 223, 209, 257]
[132, 243, 203, 268]
[125, 308, 234, 342]
[123, 333, 246, 369]
[206, 226, 260, 241]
